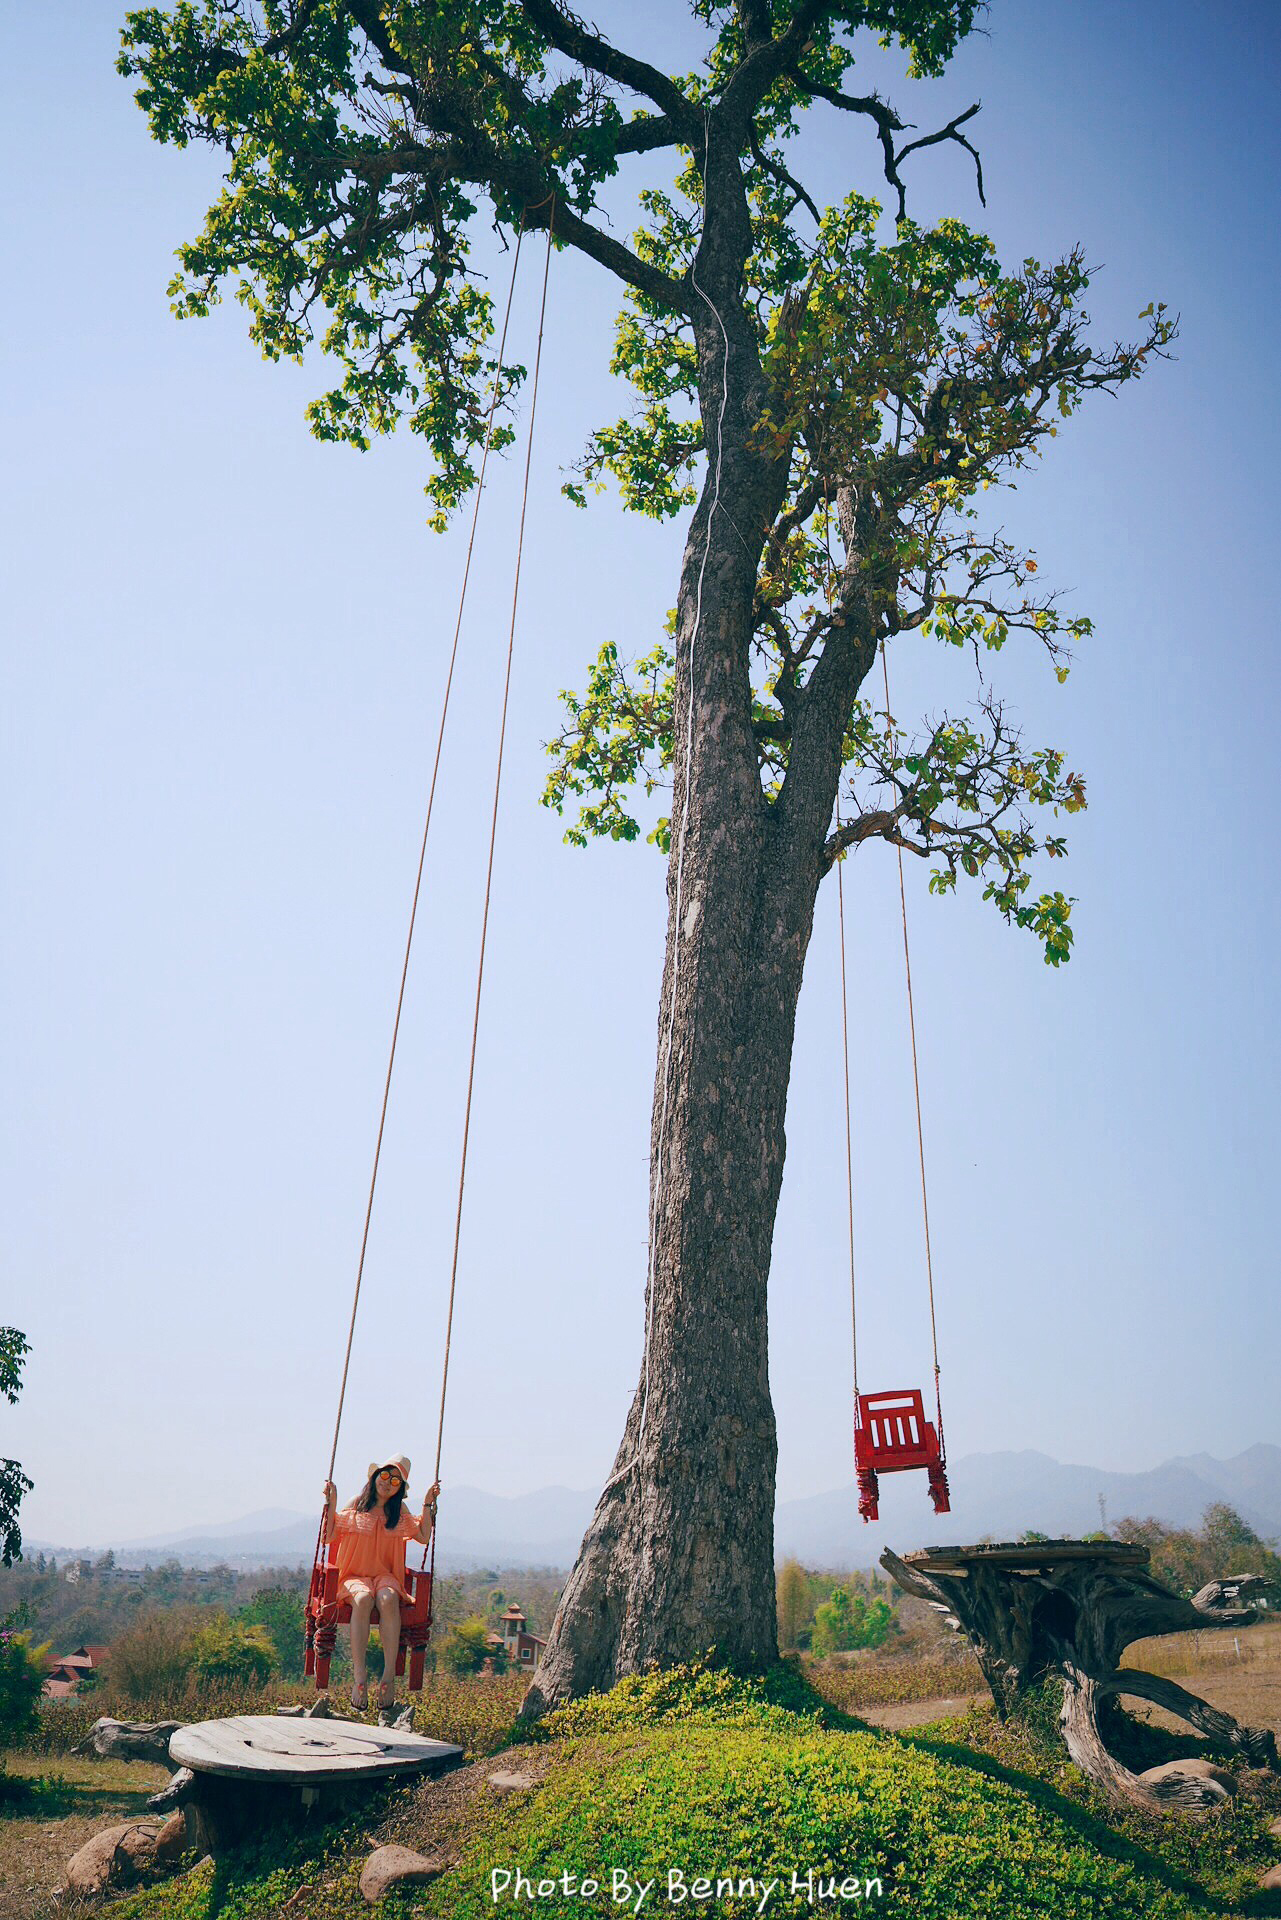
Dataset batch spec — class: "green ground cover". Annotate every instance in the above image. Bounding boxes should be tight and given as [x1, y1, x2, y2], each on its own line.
[100, 1667, 1281, 1920]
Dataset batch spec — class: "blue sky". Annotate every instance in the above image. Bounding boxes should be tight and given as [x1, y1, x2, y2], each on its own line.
[4, 2, 1279, 1548]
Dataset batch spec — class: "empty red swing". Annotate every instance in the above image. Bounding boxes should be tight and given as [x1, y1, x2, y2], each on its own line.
[834, 645, 952, 1528]
[854, 1388, 949, 1524]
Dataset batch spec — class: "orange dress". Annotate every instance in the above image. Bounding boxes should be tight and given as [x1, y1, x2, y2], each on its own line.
[330, 1504, 422, 1602]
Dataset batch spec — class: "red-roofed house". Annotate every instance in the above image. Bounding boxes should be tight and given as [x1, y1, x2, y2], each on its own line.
[42, 1644, 107, 1698]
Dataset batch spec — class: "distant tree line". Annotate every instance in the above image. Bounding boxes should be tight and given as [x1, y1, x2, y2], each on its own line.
[776, 1561, 898, 1656]
[776, 1504, 1281, 1661]
[1111, 1503, 1281, 1597]
[0, 1556, 309, 1654]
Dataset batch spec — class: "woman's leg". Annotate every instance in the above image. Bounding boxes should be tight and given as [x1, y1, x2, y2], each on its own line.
[348, 1585, 375, 1702]
[375, 1586, 401, 1701]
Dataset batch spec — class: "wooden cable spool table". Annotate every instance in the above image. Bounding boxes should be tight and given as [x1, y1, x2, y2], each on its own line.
[155, 1714, 464, 1850]
[882, 1539, 1280, 1812]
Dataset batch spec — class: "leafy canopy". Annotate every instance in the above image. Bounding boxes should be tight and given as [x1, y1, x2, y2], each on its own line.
[120, 2, 1172, 961]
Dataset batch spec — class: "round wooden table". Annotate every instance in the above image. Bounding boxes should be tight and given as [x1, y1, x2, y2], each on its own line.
[170, 1713, 462, 1784]
[161, 1713, 465, 1848]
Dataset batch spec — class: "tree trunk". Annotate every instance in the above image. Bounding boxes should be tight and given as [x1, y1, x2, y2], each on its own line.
[882, 1543, 1280, 1814]
[523, 127, 872, 1717]
[526, 438, 824, 1707]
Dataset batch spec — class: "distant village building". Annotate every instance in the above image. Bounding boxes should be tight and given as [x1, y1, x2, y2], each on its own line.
[42, 1644, 107, 1699]
[488, 1603, 546, 1671]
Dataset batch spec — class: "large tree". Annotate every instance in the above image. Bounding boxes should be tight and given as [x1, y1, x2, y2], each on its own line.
[120, 0, 1170, 1710]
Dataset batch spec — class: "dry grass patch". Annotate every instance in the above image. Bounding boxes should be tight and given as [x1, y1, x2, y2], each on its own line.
[806, 1647, 984, 1713]
[1121, 1617, 1281, 1741]
[0, 1753, 169, 1920]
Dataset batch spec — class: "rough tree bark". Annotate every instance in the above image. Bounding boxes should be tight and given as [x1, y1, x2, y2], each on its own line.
[523, 128, 880, 1713]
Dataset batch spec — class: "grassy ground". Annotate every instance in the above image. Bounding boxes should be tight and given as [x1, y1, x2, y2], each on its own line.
[0, 1753, 169, 1920]
[7, 1635, 1281, 1920]
[15, 1664, 1274, 1920]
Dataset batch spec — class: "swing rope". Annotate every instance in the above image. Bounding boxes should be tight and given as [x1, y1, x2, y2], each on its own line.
[431, 209, 554, 1502]
[835, 803, 860, 1410]
[311, 210, 540, 1583]
[419, 210, 553, 1596]
[826, 492, 861, 1414]
[878, 642, 945, 1460]
[827, 467, 944, 1460]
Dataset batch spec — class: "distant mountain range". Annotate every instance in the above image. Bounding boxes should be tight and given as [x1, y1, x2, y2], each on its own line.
[29, 1444, 1281, 1573]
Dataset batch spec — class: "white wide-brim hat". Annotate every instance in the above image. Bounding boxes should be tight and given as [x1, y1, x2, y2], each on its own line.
[367, 1455, 411, 1483]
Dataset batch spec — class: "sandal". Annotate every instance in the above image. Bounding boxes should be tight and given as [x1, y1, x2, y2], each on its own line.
[350, 1681, 368, 1711]
[378, 1679, 396, 1711]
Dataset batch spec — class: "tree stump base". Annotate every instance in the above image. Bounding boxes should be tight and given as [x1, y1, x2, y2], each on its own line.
[882, 1540, 1279, 1814]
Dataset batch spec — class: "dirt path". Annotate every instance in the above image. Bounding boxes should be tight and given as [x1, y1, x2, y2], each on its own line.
[855, 1693, 984, 1730]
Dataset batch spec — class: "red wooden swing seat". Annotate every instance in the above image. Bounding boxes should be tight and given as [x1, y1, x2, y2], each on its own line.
[303, 1543, 433, 1692]
[854, 1387, 950, 1523]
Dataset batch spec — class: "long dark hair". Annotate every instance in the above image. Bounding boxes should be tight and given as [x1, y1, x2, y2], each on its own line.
[354, 1470, 406, 1530]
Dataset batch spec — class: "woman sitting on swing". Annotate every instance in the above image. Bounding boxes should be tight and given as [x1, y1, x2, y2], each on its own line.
[322, 1454, 439, 1710]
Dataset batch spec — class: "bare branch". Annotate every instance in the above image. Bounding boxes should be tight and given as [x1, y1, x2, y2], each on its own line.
[800, 83, 985, 222]
[895, 102, 986, 207]
[795, 80, 905, 201]
[748, 134, 821, 224]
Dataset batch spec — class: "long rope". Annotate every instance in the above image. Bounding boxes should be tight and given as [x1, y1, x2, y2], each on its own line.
[431, 212, 555, 1502]
[825, 489, 861, 1416]
[880, 642, 945, 1454]
[835, 811, 859, 1408]
[313, 221, 527, 1567]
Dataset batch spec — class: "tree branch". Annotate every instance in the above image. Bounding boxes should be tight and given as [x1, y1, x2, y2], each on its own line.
[823, 808, 929, 867]
[614, 113, 688, 157]
[517, 0, 698, 131]
[537, 200, 690, 311]
[796, 80, 905, 199]
[748, 133, 821, 223]
[896, 102, 985, 208]
[800, 82, 984, 222]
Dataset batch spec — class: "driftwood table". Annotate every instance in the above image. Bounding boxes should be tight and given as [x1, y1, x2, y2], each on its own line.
[153, 1714, 463, 1850]
[883, 1539, 1279, 1812]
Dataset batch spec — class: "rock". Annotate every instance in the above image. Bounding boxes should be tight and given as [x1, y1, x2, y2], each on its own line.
[1139, 1758, 1237, 1801]
[155, 1812, 186, 1868]
[1268, 1814, 1281, 1838]
[359, 1845, 445, 1903]
[63, 1820, 165, 1897]
[487, 1770, 535, 1793]
[1260, 1864, 1281, 1890]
